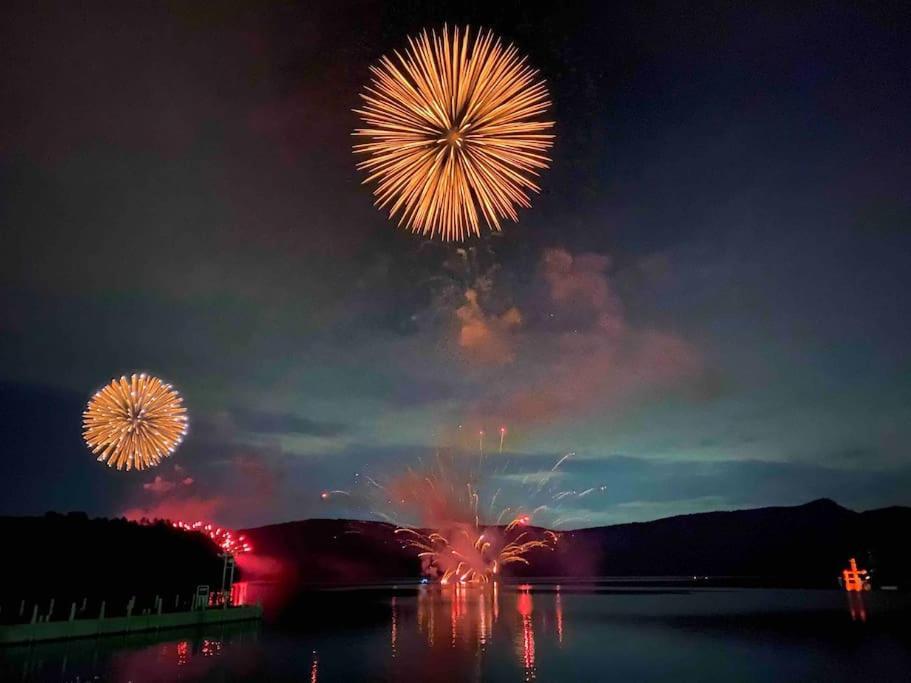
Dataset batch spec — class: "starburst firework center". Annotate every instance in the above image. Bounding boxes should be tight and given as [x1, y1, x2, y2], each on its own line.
[442, 128, 463, 147]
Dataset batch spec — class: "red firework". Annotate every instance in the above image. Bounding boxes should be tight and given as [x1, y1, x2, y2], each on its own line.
[172, 520, 252, 555]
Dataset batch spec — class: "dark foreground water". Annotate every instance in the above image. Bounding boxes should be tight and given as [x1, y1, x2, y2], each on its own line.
[3, 582, 911, 682]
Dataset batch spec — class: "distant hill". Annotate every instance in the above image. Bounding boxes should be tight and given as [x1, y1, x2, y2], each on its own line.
[240, 518, 418, 584]
[2, 500, 906, 606]
[242, 499, 911, 588]
[555, 498, 911, 585]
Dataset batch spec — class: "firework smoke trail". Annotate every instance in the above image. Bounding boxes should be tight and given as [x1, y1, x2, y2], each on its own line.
[551, 452, 573, 472]
[524, 452, 575, 502]
[320, 490, 351, 500]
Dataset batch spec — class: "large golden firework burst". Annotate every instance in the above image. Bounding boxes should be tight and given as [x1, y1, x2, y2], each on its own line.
[83, 373, 188, 471]
[353, 25, 554, 241]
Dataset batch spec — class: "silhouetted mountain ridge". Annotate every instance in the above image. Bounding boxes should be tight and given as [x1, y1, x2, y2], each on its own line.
[242, 499, 911, 587]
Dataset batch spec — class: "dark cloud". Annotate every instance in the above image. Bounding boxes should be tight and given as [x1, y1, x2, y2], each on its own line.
[230, 408, 347, 437]
[491, 452, 911, 526]
[0, 381, 136, 517]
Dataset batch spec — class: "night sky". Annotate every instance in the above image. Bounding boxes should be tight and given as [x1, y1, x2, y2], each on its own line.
[1, 1, 909, 529]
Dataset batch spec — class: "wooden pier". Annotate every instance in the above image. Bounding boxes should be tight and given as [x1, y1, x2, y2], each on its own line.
[0, 604, 262, 645]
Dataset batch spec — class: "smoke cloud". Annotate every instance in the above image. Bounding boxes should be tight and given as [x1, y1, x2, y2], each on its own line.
[455, 288, 522, 365]
[458, 247, 702, 430]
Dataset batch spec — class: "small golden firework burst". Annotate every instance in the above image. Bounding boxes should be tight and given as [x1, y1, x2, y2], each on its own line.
[83, 373, 188, 471]
[354, 25, 554, 241]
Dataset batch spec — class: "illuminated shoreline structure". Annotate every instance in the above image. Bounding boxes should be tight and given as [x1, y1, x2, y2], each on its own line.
[841, 557, 871, 592]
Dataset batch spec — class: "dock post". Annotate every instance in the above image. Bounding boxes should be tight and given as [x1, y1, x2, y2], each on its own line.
[69, 603, 76, 622]
[47, 598, 55, 621]
[157, 598, 162, 615]
[30, 604, 38, 624]
[99, 601, 106, 619]
[227, 558, 236, 608]
[126, 596, 135, 618]
[19, 599, 25, 617]
[80, 597, 87, 612]
[175, 594, 180, 609]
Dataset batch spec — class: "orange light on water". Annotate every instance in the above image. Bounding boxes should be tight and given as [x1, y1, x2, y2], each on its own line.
[516, 587, 536, 680]
[390, 596, 398, 659]
[847, 592, 867, 622]
[231, 581, 248, 606]
[555, 588, 564, 645]
[176, 640, 190, 667]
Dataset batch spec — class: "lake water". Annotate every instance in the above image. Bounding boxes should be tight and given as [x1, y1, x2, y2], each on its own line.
[3, 582, 910, 682]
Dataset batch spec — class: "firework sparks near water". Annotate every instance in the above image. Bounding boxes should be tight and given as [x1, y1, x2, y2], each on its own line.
[396, 514, 558, 585]
[83, 373, 187, 471]
[172, 521, 252, 555]
[353, 25, 554, 241]
[325, 438, 607, 584]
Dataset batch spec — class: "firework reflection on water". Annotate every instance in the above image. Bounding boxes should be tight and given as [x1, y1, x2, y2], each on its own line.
[400, 582, 562, 682]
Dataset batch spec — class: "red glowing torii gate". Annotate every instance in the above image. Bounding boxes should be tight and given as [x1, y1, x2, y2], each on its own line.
[841, 557, 871, 592]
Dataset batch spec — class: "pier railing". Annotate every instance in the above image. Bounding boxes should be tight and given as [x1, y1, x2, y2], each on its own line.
[0, 592, 261, 645]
